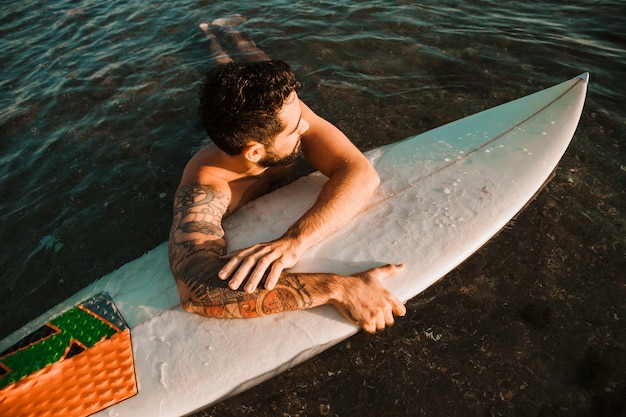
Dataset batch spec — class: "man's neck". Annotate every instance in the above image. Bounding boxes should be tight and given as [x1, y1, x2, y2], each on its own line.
[198, 144, 268, 181]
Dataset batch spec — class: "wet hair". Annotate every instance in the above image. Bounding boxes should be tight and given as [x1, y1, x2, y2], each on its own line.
[198, 60, 302, 155]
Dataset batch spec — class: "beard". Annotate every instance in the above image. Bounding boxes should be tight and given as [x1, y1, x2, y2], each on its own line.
[258, 141, 303, 168]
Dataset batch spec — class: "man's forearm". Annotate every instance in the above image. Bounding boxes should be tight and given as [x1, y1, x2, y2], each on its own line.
[180, 269, 336, 318]
[174, 247, 405, 332]
[282, 160, 379, 252]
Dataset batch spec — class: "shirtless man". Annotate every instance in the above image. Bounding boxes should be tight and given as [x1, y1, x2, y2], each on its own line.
[168, 19, 405, 333]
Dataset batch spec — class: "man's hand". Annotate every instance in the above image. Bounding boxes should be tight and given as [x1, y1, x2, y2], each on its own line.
[218, 237, 303, 293]
[332, 264, 406, 333]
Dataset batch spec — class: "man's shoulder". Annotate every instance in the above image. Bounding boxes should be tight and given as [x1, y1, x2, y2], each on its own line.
[181, 148, 231, 188]
[178, 149, 232, 203]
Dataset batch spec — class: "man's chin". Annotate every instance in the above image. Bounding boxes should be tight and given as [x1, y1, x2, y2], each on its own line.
[259, 150, 302, 168]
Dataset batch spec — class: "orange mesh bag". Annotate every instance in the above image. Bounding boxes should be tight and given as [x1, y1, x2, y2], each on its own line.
[0, 293, 137, 417]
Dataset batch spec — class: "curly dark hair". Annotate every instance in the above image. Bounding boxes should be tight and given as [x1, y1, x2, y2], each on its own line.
[198, 60, 302, 155]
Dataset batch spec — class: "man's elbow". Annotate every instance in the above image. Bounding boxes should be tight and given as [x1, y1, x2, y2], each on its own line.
[362, 161, 380, 195]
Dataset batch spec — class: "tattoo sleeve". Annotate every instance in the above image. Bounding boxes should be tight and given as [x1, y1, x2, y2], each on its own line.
[168, 184, 319, 318]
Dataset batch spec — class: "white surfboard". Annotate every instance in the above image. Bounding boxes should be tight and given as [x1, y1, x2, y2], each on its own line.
[0, 73, 588, 416]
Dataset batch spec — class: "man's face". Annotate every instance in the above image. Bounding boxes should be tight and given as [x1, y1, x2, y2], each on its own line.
[259, 92, 310, 168]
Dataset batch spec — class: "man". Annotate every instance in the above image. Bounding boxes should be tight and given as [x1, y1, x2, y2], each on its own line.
[168, 19, 405, 333]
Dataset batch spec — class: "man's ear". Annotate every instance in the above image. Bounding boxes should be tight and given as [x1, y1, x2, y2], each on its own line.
[242, 142, 265, 163]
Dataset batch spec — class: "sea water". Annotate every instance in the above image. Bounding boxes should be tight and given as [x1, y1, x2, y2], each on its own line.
[1, 0, 624, 339]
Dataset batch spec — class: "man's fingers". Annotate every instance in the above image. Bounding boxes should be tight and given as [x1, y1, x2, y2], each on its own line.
[352, 263, 405, 281]
[246, 253, 288, 292]
[377, 263, 405, 280]
[228, 251, 268, 290]
[377, 266, 407, 318]
[376, 310, 389, 331]
[219, 245, 266, 279]
[221, 246, 285, 292]
[219, 251, 236, 260]
[384, 304, 396, 326]
[218, 249, 249, 280]
[218, 239, 300, 291]
[362, 301, 400, 333]
[264, 262, 285, 291]
[394, 301, 407, 317]
[362, 320, 377, 334]
[243, 256, 278, 293]
[390, 293, 406, 317]
[361, 309, 391, 333]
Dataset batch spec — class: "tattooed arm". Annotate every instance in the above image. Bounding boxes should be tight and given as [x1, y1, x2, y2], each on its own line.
[168, 184, 406, 332]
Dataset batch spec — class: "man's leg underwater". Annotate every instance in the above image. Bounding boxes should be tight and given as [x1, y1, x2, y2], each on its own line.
[199, 22, 232, 64]
[200, 15, 269, 63]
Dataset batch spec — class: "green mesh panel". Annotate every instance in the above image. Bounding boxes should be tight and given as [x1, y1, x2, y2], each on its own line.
[0, 293, 125, 389]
